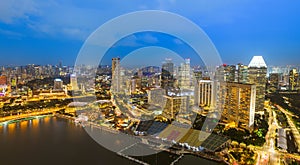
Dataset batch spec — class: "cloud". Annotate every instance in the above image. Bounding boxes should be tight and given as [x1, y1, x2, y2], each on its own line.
[0, 0, 37, 23]
[139, 33, 159, 44]
[0, 28, 23, 37]
[0, 0, 254, 41]
[114, 35, 142, 47]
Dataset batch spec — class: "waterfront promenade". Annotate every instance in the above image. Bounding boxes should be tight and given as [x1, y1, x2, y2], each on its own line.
[0, 107, 65, 123]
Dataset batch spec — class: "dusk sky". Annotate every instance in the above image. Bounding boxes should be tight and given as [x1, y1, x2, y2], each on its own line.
[0, 0, 300, 66]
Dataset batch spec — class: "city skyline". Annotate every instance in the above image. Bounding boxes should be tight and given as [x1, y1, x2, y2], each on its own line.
[1, 1, 300, 165]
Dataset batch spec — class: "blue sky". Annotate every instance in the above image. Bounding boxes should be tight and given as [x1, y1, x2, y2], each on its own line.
[0, 0, 300, 66]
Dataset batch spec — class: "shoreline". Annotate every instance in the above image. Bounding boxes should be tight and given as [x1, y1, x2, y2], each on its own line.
[1, 114, 225, 165]
[0, 114, 52, 126]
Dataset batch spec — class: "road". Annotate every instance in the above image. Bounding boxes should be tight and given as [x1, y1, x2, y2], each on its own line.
[256, 104, 280, 165]
[276, 104, 300, 153]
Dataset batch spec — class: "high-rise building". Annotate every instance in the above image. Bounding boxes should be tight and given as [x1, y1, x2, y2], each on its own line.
[216, 64, 236, 82]
[237, 63, 248, 83]
[163, 95, 189, 120]
[0, 75, 7, 85]
[269, 73, 280, 92]
[53, 78, 63, 91]
[130, 79, 137, 94]
[147, 88, 166, 107]
[10, 77, 17, 95]
[161, 59, 174, 89]
[0, 75, 7, 96]
[248, 56, 267, 112]
[218, 82, 256, 130]
[194, 80, 214, 108]
[289, 68, 299, 91]
[70, 74, 79, 90]
[112, 57, 121, 93]
[178, 59, 192, 89]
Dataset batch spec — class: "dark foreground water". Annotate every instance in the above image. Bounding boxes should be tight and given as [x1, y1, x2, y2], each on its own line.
[0, 117, 221, 165]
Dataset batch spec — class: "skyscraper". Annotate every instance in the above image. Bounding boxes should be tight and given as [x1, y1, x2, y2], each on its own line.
[161, 58, 174, 89]
[216, 64, 236, 82]
[218, 82, 256, 130]
[248, 56, 267, 112]
[70, 74, 79, 90]
[194, 80, 214, 108]
[178, 58, 192, 89]
[237, 63, 248, 83]
[112, 57, 121, 93]
[53, 78, 63, 91]
[147, 88, 166, 107]
[0, 75, 7, 96]
[269, 73, 280, 92]
[289, 68, 299, 91]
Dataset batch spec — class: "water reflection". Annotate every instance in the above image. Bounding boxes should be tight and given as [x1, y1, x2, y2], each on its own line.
[20, 120, 28, 133]
[32, 118, 39, 128]
[0, 116, 221, 165]
[7, 122, 16, 134]
[0, 116, 53, 135]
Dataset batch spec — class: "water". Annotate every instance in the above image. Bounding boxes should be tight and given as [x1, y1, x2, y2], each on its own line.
[0, 117, 221, 165]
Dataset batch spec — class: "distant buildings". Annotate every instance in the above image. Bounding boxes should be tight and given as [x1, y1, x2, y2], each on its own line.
[237, 63, 248, 83]
[112, 57, 121, 93]
[178, 59, 192, 89]
[161, 58, 175, 90]
[0, 75, 7, 96]
[147, 88, 166, 107]
[0, 75, 7, 85]
[289, 68, 299, 91]
[70, 74, 79, 90]
[269, 73, 280, 92]
[215, 64, 235, 82]
[248, 56, 267, 112]
[53, 78, 63, 91]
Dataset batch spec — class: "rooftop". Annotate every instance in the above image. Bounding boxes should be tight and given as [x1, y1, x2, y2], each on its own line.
[248, 56, 267, 68]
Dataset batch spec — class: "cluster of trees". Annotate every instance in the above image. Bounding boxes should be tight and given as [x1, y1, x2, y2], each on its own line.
[223, 114, 269, 146]
[229, 147, 255, 165]
[276, 110, 288, 127]
[192, 114, 206, 130]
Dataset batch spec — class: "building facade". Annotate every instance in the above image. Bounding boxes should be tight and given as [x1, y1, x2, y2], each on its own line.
[194, 80, 214, 108]
[218, 82, 256, 130]
[248, 56, 267, 112]
[112, 57, 121, 93]
[289, 68, 299, 91]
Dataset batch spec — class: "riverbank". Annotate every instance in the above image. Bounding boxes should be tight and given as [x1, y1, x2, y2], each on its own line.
[0, 115, 224, 165]
[0, 114, 52, 126]
[54, 113, 75, 121]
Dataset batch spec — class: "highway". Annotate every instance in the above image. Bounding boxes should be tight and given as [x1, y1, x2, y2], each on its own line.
[257, 103, 300, 164]
[256, 104, 280, 165]
[276, 104, 300, 153]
